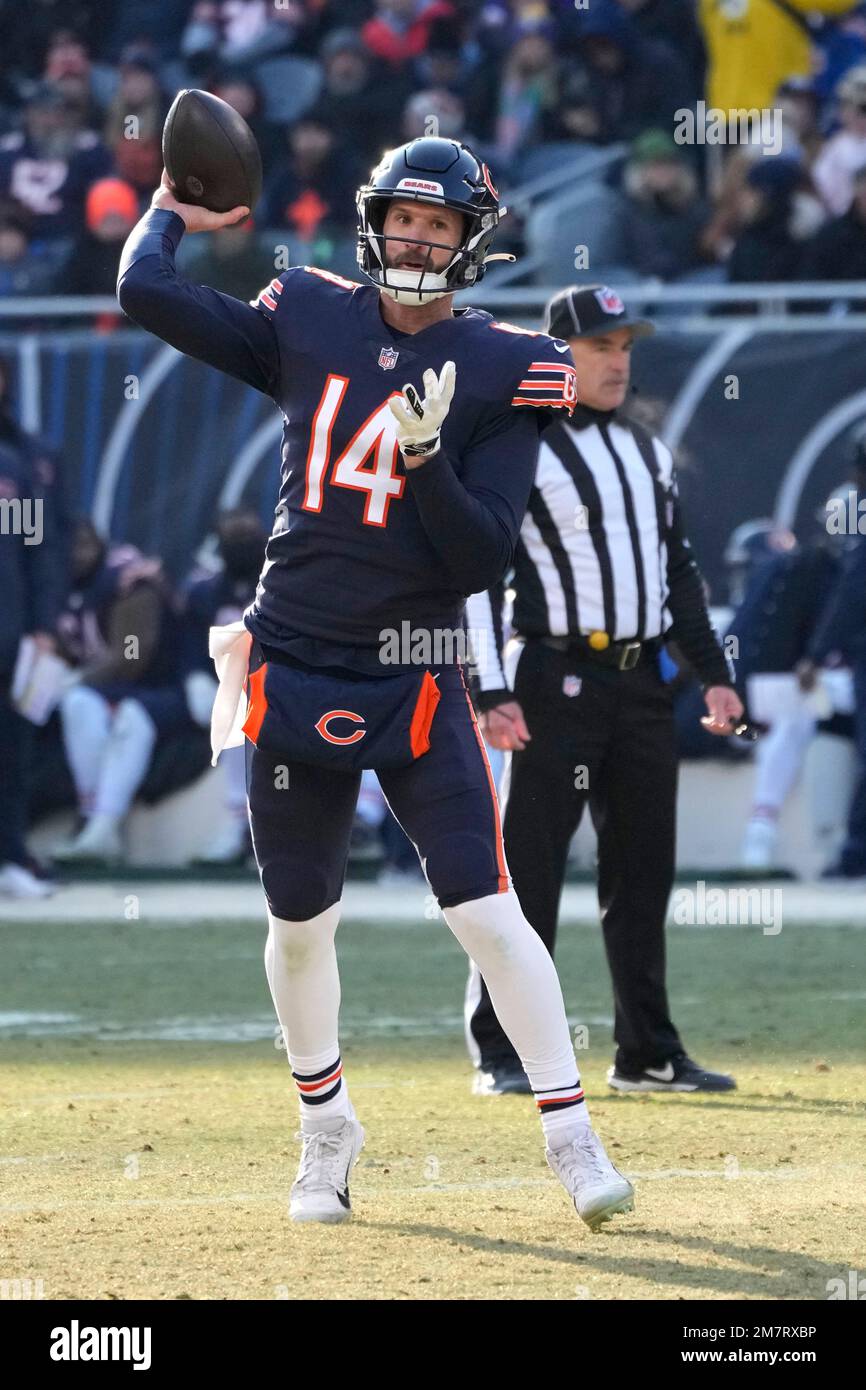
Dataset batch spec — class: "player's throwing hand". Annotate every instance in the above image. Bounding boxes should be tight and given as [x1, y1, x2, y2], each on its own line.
[389, 360, 456, 466]
[151, 170, 249, 234]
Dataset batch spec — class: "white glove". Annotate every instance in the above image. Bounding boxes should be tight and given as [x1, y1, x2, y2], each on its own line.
[388, 360, 456, 459]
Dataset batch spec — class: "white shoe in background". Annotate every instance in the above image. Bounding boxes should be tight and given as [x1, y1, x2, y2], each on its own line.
[195, 817, 251, 865]
[0, 862, 54, 899]
[53, 814, 123, 864]
[740, 817, 778, 870]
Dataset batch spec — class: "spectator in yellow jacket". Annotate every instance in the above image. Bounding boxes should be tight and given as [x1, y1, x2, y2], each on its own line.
[700, 0, 856, 114]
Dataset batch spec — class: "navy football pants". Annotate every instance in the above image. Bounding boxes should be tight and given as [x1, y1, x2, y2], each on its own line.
[245, 661, 509, 920]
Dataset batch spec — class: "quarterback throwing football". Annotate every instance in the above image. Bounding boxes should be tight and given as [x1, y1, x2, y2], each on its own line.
[117, 137, 633, 1230]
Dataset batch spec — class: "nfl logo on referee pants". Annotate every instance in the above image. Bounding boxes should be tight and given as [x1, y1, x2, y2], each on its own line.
[563, 675, 582, 698]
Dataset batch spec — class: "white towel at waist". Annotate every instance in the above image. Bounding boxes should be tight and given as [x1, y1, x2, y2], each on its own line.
[208, 621, 253, 765]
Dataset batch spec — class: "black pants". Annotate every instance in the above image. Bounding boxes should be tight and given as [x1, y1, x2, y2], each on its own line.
[0, 671, 33, 866]
[838, 654, 866, 873]
[467, 639, 683, 1073]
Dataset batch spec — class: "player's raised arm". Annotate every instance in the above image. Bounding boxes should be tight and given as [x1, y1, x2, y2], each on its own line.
[386, 358, 541, 595]
[116, 172, 280, 397]
[403, 402, 541, 596]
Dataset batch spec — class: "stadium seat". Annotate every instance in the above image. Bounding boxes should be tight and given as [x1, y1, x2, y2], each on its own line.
[32, 237, 75, 281]
[511, 141, 599, 187]
[254, 229, 359, 279]
[253, 55, 322, 124]
[320, 234, 362, 279]
[525, 184, 632, 286]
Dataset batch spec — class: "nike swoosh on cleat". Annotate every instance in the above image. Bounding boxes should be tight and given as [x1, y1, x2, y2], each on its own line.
[337, 1189, 351, 1209]
[644, 1061, 675, 1082]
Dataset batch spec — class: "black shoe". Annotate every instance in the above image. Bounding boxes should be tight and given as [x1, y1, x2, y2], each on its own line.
[820, 861, 866, 881]
[607, 1052, 736, 1093]
[472, 1063, 532, 1096]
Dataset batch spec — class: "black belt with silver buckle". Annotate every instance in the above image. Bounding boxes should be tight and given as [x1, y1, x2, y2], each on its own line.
[537, 634, 659, 671]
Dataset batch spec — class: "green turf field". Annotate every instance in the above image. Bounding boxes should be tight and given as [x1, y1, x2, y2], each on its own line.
[1, 915, 864, 1300]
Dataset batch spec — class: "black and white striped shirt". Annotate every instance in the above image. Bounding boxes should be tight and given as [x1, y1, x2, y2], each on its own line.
[469, 403, 732, 706]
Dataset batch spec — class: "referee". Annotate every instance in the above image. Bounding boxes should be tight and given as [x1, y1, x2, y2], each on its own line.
[467, 284, 744, 1095]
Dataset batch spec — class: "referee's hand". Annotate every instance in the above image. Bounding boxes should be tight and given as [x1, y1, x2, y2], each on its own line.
[700, 685, 745, 736]
[480, 701, 531, 751]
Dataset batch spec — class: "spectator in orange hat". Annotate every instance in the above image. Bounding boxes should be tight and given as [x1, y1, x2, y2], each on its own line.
[63, 178, 141, 323]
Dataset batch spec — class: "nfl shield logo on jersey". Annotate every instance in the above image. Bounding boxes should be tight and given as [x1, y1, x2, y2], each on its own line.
[563, 675, 582, 698]
[378, 346, 399, 370]
[595, 287, 624, 316]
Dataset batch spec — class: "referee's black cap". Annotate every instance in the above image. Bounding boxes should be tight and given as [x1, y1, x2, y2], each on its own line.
[544, 284, 655, 341]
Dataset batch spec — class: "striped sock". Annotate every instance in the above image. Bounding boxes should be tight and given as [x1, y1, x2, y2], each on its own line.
[534, 1080, 590, 1148]
[290, 1048, 353, 1135]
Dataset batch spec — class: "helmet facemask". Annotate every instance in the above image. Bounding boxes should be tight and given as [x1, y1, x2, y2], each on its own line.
[359, 193, 494, 304]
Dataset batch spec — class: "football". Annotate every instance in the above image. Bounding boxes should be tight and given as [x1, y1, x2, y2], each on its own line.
[162, 88, 262, 216]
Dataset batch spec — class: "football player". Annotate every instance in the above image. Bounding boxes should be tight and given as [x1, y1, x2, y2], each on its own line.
[117, 137, 633, 1231]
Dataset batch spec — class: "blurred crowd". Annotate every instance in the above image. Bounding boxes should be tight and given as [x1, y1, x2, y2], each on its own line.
[2, 0, 866, 303]
[665, 441, 866, 879]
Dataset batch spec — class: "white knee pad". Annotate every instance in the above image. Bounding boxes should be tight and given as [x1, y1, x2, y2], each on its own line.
[266, 903, 341, 974]
[444, 890, 524, 964]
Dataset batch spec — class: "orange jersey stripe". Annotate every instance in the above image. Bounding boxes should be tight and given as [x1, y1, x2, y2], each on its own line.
[517, 379, 570, 390]
[241, 663, 268, 745]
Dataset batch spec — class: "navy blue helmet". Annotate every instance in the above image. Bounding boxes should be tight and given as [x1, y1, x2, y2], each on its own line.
[356, 138, 504, 304]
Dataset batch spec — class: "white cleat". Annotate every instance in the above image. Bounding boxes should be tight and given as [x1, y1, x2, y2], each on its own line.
[195, 817, 251, 865]
[546, 1128, 634, 1232]
[289, 1119, 366, 1224]
[740, 817, 778, 871]
[0, 862, 54, 899]
[53, 815, 123, 864]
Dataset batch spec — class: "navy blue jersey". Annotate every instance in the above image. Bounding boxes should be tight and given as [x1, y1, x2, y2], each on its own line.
[118, 209, 576, 660]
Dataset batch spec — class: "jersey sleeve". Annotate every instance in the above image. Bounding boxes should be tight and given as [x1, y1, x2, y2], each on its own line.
[250, 263, 364, 353]
[117, 208, 281, 396]
[249, 266, 304, 328]
[510, 336, 577, 417]
[487, 321, 576, 418]
[405, 405, 541, 595]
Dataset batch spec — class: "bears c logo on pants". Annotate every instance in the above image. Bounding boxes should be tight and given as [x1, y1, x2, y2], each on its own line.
[314, 709, 366, 745]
